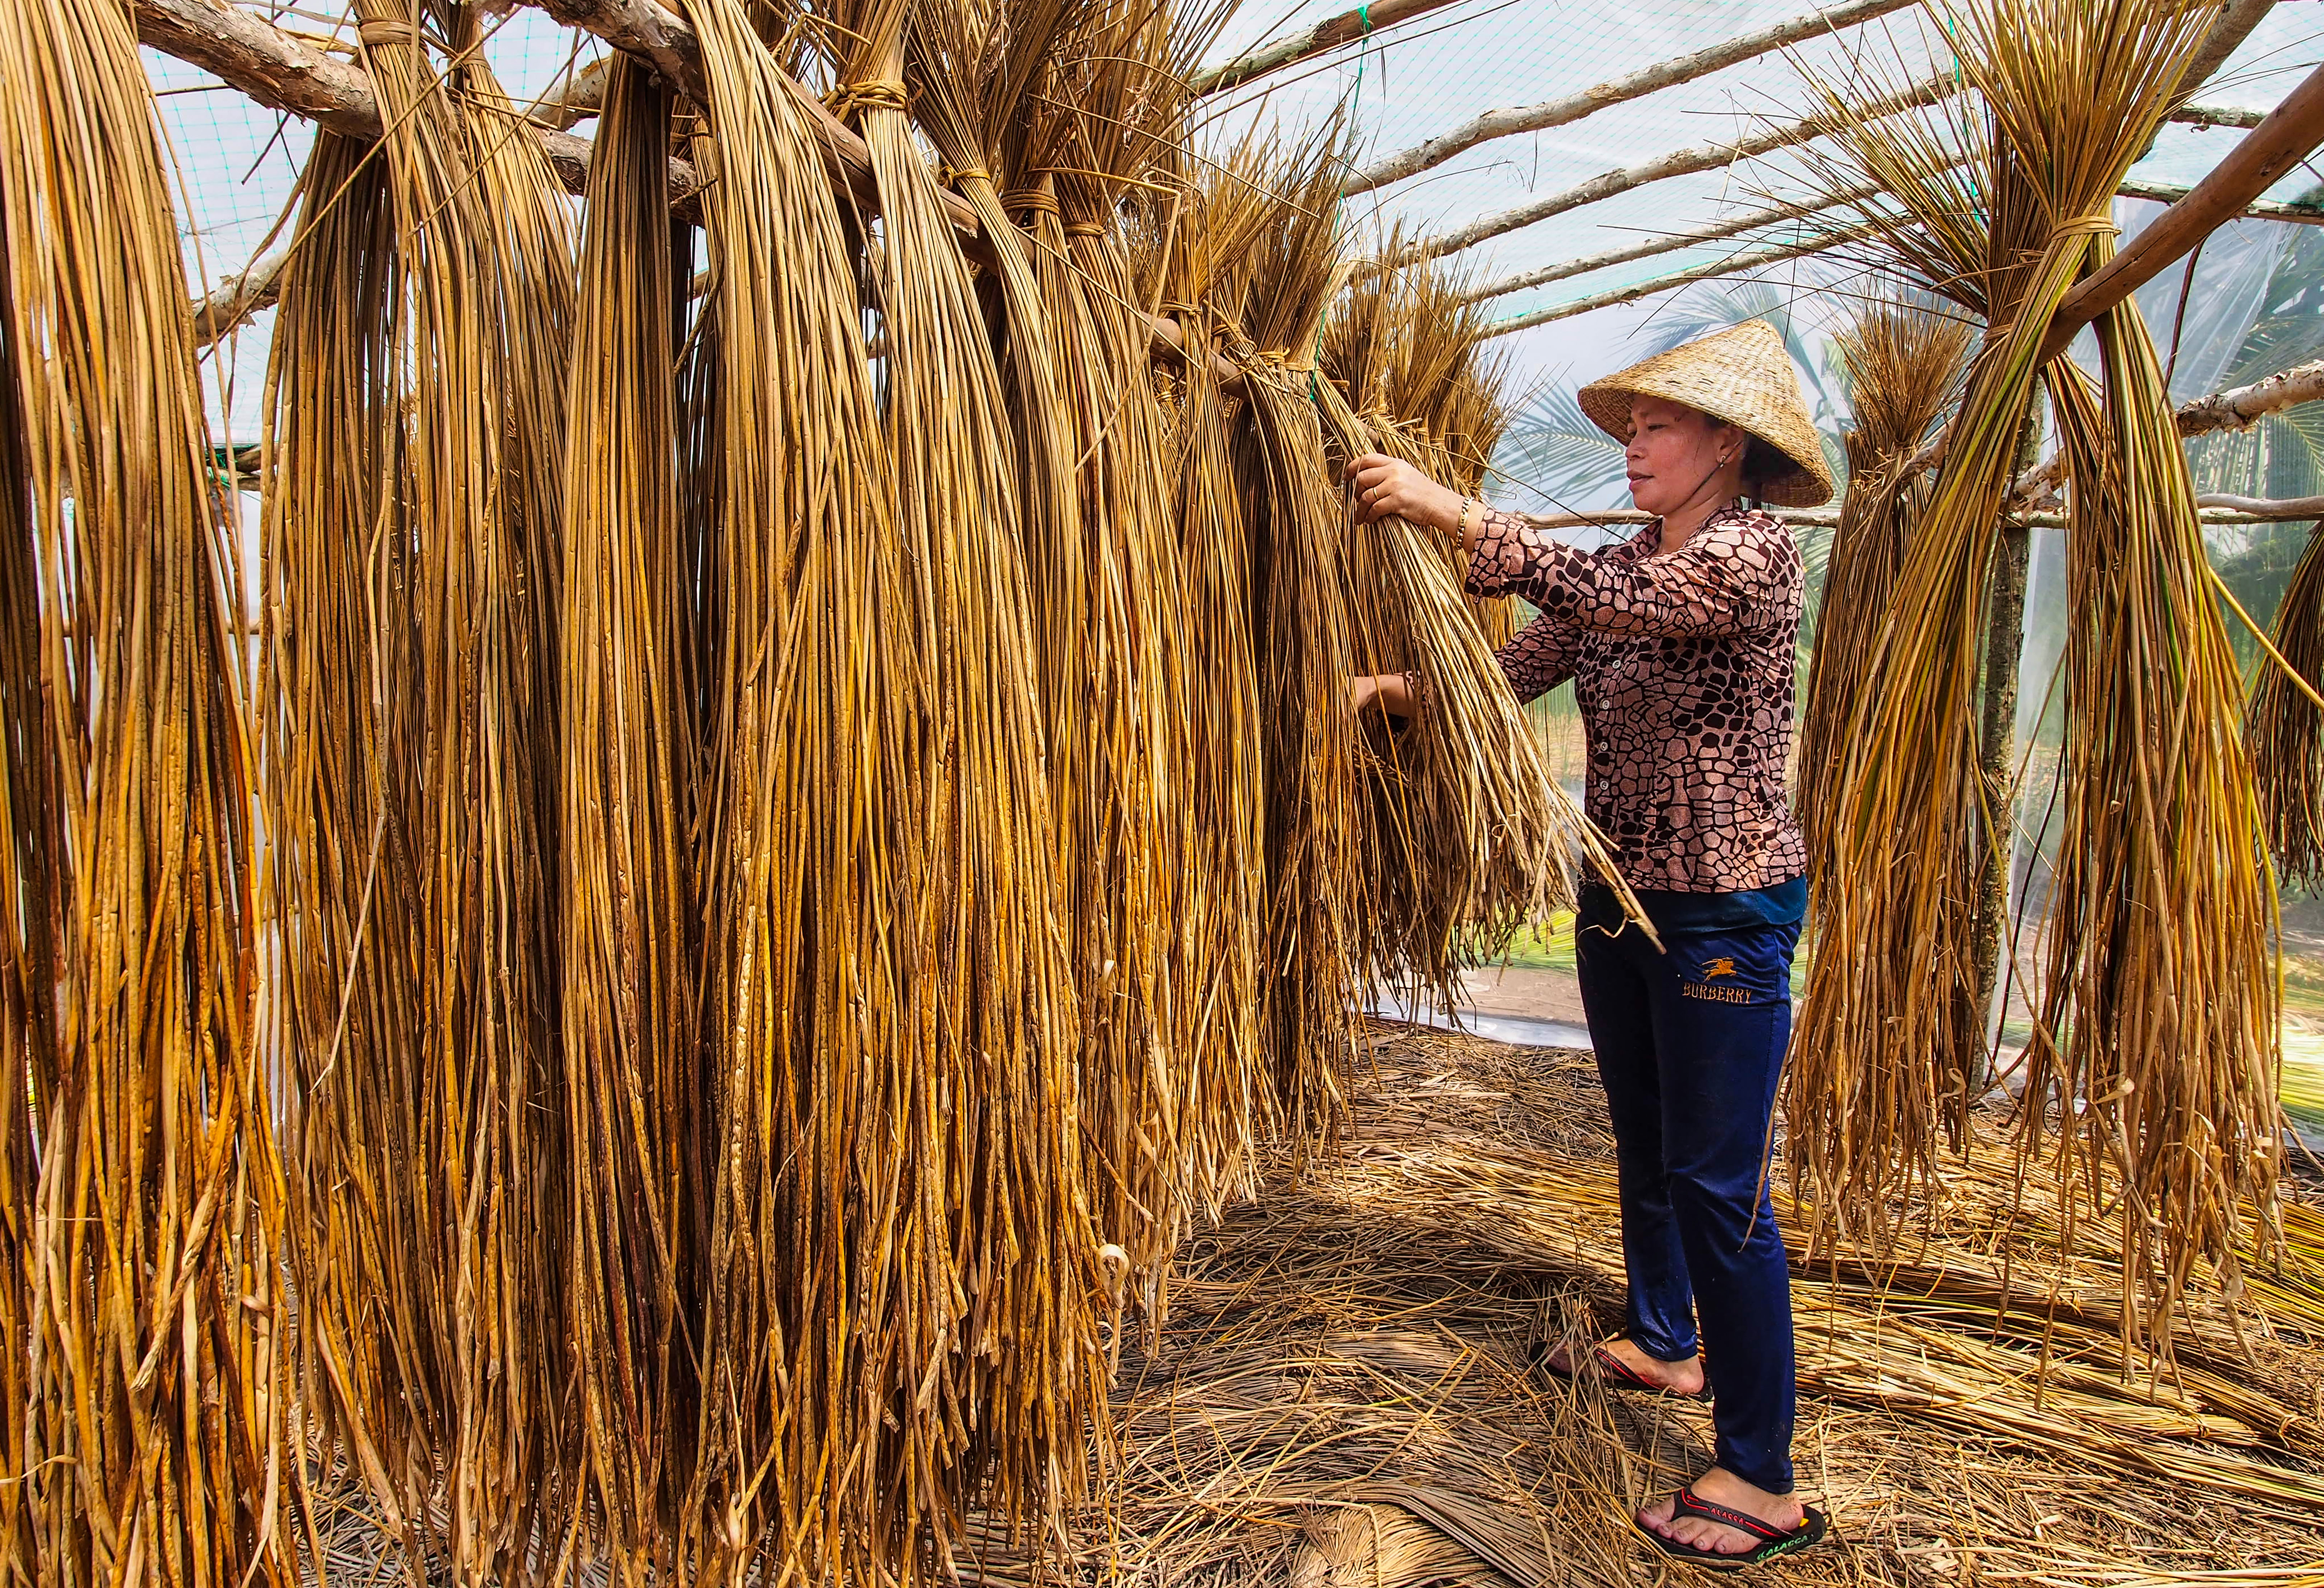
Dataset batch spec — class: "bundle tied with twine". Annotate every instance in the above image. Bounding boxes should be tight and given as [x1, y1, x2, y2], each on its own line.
[1784, 0, 2278, 1352]
[1225, 126, 1365, 1155]
[0, 0, 283, 1577]
[827, 0, 1105, 1549]
[679, 0, 1107, 1572]
[1143, 141, 1286, 1236]
[2250, 521, 2324, 888]
[264, 1, 579, 1566]
[2033, 295, 2282, 1359]
[557, 56, 702, 1574]
[1797, 296, 1973, 881]
[1318, 255, 1625, 1011]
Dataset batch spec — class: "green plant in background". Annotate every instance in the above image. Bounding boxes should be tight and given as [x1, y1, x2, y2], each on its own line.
[1490, 380, 1632, 513]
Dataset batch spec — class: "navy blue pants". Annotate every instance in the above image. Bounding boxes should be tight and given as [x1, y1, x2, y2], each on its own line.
[1575, 914, 1799, 1495]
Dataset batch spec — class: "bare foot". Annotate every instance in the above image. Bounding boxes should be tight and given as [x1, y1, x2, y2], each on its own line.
[1638, 1466, 1806, 1556]
[1541, 1336, 1706, 1397]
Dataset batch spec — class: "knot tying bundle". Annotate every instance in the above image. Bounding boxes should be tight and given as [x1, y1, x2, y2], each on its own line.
[1001, 188, 1061, 220]
[826, 79, 909, 118]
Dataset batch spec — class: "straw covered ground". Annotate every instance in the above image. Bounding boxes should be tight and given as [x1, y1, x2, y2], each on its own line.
[312, 1020, 2324, 1584]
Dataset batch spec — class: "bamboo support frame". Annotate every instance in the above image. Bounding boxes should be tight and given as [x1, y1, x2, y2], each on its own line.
[1526, 491, 2324, 532]
[1470, 181, 2323, 337]
[2009, 357, 2324, 504]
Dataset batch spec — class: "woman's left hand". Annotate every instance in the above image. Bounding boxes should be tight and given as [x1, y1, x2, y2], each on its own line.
[1345, 453, 1464, 537]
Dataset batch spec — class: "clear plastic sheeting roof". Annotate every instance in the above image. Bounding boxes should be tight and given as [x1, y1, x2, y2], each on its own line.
[153, 0, 2322, 455]
[1194, 0, 2321, 495]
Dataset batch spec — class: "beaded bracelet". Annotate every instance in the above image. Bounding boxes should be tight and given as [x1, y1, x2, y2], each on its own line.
[1455, 496, 1479, 540]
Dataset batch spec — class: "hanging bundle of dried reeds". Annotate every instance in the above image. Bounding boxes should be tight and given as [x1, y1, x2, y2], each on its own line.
[1148, 162, 1277, 1227]
[0, 0, 284, 1576]
[557, 57, 701, 1575]
[2250, 522, 2324, 887]
[828, 0, 1103, 1551]
[258, 126, 424, 1554]
[264, 0, 578, 1568]
[1318, 259, 1617, 1010]
[1783, 0, 2212, 1254]
[2032, 299, 2281, 1360]
[1224, 131, 1365, 1151]
[1797, 297, 1972, 879]
[680, 0, 1110, 1573]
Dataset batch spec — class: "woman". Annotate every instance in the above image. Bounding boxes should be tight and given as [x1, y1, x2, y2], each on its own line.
[1347, 318, 1830, 1570]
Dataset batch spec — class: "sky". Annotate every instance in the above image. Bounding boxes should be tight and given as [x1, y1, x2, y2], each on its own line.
[151, 0, 2324, 447]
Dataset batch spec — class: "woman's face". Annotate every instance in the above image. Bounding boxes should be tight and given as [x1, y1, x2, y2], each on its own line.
[1623, 395, 1738, 518]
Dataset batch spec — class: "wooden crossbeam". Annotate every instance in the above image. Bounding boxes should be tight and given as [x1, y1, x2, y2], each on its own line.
[1525, 492, 2324, 533]
[1191, 0, 1469, 97]
[2007, 358, 2324, 505]
[1478, 221, 1884, 337]
[1368, 71, 1957, 275]
[1452, 184, 1882, 306]
[1456, 175, 2323, 339]
[2041, 62, 2324, 362]
[1345, 0, 1920, 197]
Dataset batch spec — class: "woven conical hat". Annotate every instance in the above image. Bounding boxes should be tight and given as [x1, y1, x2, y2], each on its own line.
[1577, 318, 1834, 508]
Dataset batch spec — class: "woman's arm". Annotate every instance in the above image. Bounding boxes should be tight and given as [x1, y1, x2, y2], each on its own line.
[1495, 612, 1582, 704]
[1352, 673, 1422, 718]
[1469, 509, 1795, 638]
[1344, 453, 1485, 555]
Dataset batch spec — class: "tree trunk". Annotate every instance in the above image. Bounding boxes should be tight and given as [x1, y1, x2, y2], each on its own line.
[1970, 414, 2042, 1076]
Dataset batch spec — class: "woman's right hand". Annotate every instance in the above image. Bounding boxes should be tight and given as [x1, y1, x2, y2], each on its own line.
[1345, 453, 1466, 539]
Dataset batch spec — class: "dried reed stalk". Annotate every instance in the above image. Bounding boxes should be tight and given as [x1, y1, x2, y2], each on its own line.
[265, 0, 579, 1570]
[2032, 293, 2281, 1362]
[1797, 298, 1971, 879]
[558, 57, 701, 1577]
[0, 0, 283, 1577]
[2249, 521, 2324, 886]
[1785, 0, 2213, 1256]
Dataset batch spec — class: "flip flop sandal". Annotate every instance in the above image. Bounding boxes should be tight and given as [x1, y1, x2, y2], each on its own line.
[1529, 1337, 1715, 1402]
[1637, 1486, 1829, 1572]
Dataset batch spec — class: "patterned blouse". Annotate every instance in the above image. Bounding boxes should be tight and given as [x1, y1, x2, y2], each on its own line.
[1465, 502, 1807, 894]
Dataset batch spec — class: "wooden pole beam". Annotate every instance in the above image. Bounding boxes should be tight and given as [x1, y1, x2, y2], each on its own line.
[1453, 182, 1883, 306]
[134, 0, 382, 138]
[2007, 357, 2324, 504]
[2041, 62, 2324, 362]
[1524, 493, 2324, 533]
[1477, 219, 1884, 337]
[1385, 94, 2278, 277]
[1191, 0, 1468, 97]
[1460, 174, 2323, 332]
[1374, 70, 1957, 274]
[511, 0, 989, 245]
[2118, 175, 2324, 225]
[131, 0, 704, 212]
[1345, 0, 1920, 197]
[2175, 0, 2278, 101]
[147, 0, 1222, 381]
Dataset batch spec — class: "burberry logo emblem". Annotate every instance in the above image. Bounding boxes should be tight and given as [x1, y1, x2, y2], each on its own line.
[1681, 981, 1755, 1005]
